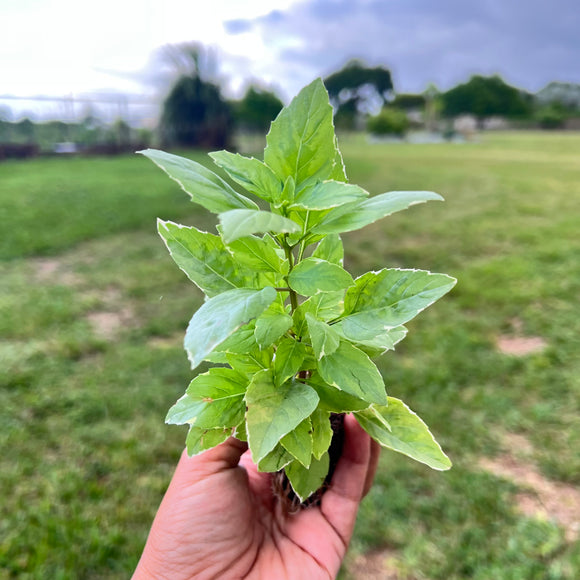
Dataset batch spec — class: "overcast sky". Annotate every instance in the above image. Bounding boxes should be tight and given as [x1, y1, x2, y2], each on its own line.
[1, 0, 578, 118]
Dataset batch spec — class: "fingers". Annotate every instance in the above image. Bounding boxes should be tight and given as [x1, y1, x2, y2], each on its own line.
[319, 414, 373, 547]
[172, 438, 249, 487]
[363, 439, 381, 497]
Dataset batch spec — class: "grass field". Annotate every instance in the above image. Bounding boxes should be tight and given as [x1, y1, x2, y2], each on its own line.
[1, 132, 579, 579]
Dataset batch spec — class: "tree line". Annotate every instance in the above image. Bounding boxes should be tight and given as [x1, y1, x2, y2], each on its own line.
[1, 44, 578, 158]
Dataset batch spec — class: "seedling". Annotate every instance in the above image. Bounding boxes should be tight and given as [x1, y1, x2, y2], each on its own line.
[140, 79, 456, 507]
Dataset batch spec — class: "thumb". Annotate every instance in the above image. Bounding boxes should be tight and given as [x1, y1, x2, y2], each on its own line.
[172, 438, 249, 486]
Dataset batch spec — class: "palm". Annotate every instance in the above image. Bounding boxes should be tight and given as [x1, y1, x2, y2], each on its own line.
[134, 415, 378, 580]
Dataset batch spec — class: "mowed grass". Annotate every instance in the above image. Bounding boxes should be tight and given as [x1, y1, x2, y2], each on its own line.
[1, 133, 579, 578]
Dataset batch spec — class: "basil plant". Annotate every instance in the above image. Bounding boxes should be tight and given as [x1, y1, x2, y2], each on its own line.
[140, 79, 456, 503]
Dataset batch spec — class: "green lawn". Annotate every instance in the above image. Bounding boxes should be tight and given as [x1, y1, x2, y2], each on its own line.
[1, 133, 579, 579]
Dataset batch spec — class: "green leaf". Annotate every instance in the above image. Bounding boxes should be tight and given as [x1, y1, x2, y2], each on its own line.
[317, 341, 387, 405]
[285, 452, 330, 502]
[264, 78, 342, 188]
[245, 370, 319, 463]
[308, 374, 370, 413]
[226, 348, 271, 376]
[335, 325, 408, 358]
[276, 175, 295, 208]
[310, 291, 345, 321]
[357, 405, 392, 432]
[166, 368, 247, 428]
[234, 421, 248, 442]
[312, 234, 344, 265]
[226, 233, 286, 274]
[139, 149, 257, 213]
[281, 418, 313, 468]
[292, 291, 345, 339]
[209, 150, 282, 202]
[290, 180, 368, 210]
[274, 337, 308, 386]
[288, 258, 354, 296]
[329, 139, 347, 182]
[306, 313, 340, 360]
[184, 287, 277, 369]
[311, 409, 333, 460]
[255, 309, 293, 349]
[337, 269, 457, 340]
[257, 444, 295, 472]
[158, 219, 254, 297]
[312, 191, 444, 235]
[356, 397, 452, 470]
[213, 321, 258, 355]
[186, 426, 232, 456]
[219, 209, 301, 243]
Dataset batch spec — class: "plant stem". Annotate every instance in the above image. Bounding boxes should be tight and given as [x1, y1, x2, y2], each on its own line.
[283, 236, 299, 313]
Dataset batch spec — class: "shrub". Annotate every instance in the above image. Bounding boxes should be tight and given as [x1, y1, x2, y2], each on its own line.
[367, 107, 409, 136]
[536, 106, 566, 130]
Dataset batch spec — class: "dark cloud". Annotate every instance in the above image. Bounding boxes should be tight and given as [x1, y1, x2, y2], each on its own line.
[227, 0, 580, 96]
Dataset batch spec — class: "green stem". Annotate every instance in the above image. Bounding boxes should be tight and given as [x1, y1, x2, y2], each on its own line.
[283, 236, 299, 313]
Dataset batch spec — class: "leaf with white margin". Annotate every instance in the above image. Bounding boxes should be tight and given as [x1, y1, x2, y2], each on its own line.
[337, 268, 457, 340]
[245, 370, 319, 463]
[158, 219, 253, 297]
[166, 367, 246, 428]
[317, 341, 387, 405]
[264, 78, 341, 188]
[281, 417, 313, 468]
[186, 426, 232, 456]
[288, 258, 354, 296]
[355, 397, 452, 470]
[312, 191, 444, 235]
[306, 313, 340, 360]
[209, 150, 282, 202]
[311, 408, 333, 460]
[219, 209, 301, 243]
[285, 452, 330, 502]
[139, 149, 257, 213]
[290, 180, 368, 210]
[184, 287, 276, 369]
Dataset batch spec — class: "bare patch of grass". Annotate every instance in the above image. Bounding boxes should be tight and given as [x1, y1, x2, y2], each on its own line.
[32, 257, 82, 286]
[496, 335, 548, 356]
[87, 308, 134, 341]
[479, 435, 580, 541]
[348, 548, 403, 580]
[496, 316, 548, 356]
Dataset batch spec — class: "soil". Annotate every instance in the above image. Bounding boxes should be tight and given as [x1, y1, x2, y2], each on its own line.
[496, 317, 547, 356]
[496, 335, 547, 356]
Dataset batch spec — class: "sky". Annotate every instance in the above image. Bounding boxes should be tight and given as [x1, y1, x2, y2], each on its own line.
[1, 0, 579, 121]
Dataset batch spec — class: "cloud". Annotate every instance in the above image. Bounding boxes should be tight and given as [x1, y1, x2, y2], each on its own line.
[224, 0, 580, 96]
[223, 19, 255, 35]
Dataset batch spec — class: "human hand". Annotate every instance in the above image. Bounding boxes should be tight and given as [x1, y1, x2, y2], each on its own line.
[133, 414, 379, 580]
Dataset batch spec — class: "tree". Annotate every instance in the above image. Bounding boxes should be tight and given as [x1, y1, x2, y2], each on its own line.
[160, 44, 233, 149]
[15, 118, 36, 144]
[324, 60, 393, 129]
[391, 94, 426, 111]
[234, 86, 284, 133]
[442, 75, 532, 121]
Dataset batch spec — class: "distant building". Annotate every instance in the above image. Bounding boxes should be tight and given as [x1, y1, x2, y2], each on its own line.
[536, 82, 580, 110]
